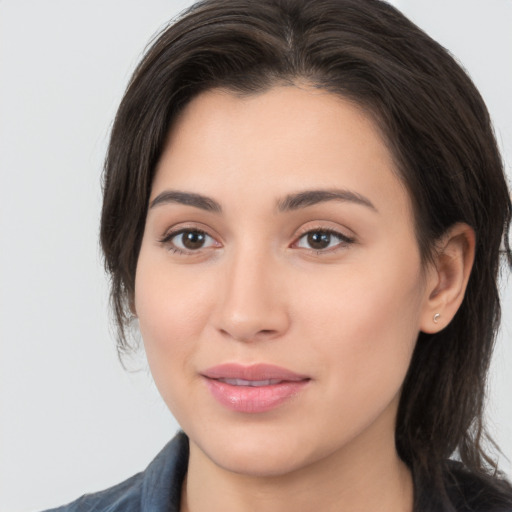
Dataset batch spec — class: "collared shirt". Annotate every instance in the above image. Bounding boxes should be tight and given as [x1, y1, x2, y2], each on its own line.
[42, 432, 189, 512]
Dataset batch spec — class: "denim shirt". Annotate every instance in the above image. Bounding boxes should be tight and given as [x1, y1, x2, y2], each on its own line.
[42, 432, 189, 512]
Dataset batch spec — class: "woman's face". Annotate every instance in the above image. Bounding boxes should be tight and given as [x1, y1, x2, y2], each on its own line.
[135, 86, 434, 476]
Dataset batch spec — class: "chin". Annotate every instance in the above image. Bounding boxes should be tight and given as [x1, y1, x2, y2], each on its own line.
[188, 420, 324, 478]
[210, 443, 311, 478]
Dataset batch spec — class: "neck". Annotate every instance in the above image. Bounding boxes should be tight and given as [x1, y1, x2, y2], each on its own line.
[181, 414, 413, 512]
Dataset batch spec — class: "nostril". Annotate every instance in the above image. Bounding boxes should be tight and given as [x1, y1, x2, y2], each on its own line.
[219, 327, 280, 343]
[214, 293, 290, 342]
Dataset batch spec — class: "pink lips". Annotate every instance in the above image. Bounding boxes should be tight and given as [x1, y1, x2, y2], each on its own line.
[201, 363, 310, 413]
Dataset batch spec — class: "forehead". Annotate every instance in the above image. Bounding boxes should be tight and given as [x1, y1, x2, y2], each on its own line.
[152, 86, 411, 220]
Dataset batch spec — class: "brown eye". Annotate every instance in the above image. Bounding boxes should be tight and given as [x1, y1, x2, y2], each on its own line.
[307, 231, 332, 250]
[296, 229, 353, 252]
[181, 230, 207, 249]
[167, 229, 217, 252]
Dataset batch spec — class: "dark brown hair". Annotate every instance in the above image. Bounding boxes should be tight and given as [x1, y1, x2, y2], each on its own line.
[100, 0, 512, 509]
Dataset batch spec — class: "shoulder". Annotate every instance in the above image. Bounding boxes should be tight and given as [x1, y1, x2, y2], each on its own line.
[41, 472, 144, 512]
[444, 461, 512, 512]
[40, 432, 189, 512]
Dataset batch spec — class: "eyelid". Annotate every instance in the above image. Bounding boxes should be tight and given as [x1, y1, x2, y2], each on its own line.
[294, 221, 356, 240]
[291, 224, 356, 253]
[158, 223, 222, 254]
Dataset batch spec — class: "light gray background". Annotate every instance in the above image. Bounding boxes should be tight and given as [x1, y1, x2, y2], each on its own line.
[1, 1, 511, 511]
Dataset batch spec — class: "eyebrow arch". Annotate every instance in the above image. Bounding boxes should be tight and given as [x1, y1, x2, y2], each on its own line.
[277, 189, 378, 213]
[149, 190, 222, 213]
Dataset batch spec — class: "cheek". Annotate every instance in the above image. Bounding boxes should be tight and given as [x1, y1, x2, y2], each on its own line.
[134, 256, 214, 394]
[297, 255, 424, 403]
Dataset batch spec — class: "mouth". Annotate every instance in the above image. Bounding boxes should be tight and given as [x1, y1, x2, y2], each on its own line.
[215, 378, 285, 387]
[201, 363, 311, 413]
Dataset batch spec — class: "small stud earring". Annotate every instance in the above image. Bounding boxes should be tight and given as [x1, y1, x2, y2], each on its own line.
[433, 313, 441, 323]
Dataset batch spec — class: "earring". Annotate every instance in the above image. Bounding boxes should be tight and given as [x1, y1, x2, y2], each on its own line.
[433, 313, 440, 323]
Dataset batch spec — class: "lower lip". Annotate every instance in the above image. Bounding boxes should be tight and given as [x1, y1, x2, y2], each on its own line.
[204, 378, 309, 413]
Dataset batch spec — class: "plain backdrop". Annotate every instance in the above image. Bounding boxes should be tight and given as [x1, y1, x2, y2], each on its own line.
[1, 1, 511, 511]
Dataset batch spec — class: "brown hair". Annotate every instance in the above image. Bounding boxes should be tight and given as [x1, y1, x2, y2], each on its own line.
[100, 0, 512, 509]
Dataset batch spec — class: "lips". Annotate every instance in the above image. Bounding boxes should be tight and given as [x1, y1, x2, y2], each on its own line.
[201, 363, 310, 413]
[216, 378, 283, 387]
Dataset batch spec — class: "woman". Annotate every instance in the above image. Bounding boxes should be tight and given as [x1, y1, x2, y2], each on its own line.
[44, 0, 512, 510]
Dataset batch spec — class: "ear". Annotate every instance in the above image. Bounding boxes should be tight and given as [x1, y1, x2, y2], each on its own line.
[420, 223, 475, 334]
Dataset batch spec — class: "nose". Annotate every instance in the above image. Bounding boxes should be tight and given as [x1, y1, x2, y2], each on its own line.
[212, 249, 290, 343]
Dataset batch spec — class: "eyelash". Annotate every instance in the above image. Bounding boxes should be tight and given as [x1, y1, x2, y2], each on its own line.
[159, 228, 218, 255]
[159, 226, 355, 256]
[293, 227, 355, 254]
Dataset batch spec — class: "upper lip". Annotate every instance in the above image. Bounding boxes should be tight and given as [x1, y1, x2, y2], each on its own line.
[201, 363, 310, 382]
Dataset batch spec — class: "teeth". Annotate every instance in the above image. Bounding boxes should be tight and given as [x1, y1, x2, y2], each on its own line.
[219, 378, 282, 386]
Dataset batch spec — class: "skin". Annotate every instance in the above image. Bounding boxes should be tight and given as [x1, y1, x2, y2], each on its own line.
[134, 85, 475, 512]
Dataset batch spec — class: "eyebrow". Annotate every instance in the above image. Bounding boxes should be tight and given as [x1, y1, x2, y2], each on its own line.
[149, 191, 222, 212]
[277, 189, 377, 212]
[148, 188, 377, 214]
